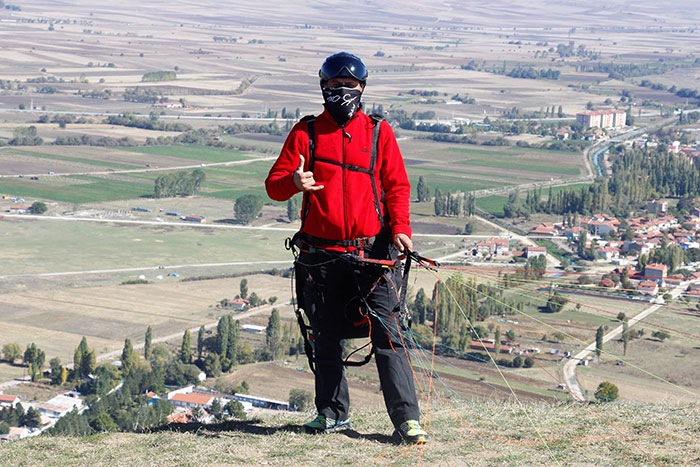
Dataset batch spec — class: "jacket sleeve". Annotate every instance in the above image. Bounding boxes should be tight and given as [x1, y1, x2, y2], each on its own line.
[265, 122, 309, 202]
[379, 121, 412, 238]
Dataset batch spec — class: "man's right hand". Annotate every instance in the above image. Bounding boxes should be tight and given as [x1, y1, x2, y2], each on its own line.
[293, 154, 324, 192]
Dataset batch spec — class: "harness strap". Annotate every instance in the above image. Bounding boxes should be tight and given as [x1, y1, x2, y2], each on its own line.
[300, 232, 374, 249]
[369, 116, 384, 227]
[300, 115, 316, 230]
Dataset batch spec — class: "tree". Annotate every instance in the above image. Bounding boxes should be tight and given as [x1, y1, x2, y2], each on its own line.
[594, 381, 619, 402]
[204, 353, 222, 377]
[94, 412, 118, 432]
[266, 309, 283, 360]
[21, 407, 42, 428]
[234, 194, 263, 224]
[180, 330, 192, 364]
[651, 330, 670, 342]
[523, 356, 534, 368]
[622, 321, 629, 356]
[411, 288, 428, 325]
[210, 398, 223, 419]
[464, 221, 475, 235]
[239, 279, 248, 299]
[545, 292, 568, 313]
[216, 315, 230, 358]
[144, 326, 153, 360]
[23, 343, 45, 381]
[226, 318, 239, 368]
[120, 338, 135, 377]
[197, 325, 205, 360]
[224, 400, 246, 419]
[74, 336, 95, 379]
[287, 196, 300, 222]
[2, 343, 22, 364]
[416, 176, 430, 202]
[82, 349, 97, 378]
[595, 326, 604, 358]
[616, 312, 626, 321]
[0, 422, 9, 435]
[49, 357, 63, 385]
[289, 388, 313, 411]
[29, 202, 47, 214]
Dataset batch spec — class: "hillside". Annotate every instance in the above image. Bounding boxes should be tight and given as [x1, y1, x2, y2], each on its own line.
[2, 401, 697, 466]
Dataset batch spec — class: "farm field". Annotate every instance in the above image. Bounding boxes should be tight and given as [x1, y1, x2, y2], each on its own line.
[0, 274, 291, 364]
[475, 182, 593, 217]
[0, 217, 293, 276]
[0, 138, 588, 204]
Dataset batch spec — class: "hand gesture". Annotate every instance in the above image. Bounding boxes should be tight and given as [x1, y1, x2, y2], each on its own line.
[393, 233, 413, 252]
[293, 155, 324, 192]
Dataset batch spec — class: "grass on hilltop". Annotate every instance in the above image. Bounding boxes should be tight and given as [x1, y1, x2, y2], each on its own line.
[2, 401, 698, 466]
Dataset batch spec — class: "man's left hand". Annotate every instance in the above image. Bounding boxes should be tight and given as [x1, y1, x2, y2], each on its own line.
[393, 233, 413, 253]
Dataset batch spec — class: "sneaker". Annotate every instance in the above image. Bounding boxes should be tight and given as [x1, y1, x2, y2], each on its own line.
[396, 420, 428, 444]
[303, 414, 352, 434]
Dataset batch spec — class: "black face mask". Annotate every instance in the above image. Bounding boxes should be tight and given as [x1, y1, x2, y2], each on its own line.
[322, 86, 362, 126]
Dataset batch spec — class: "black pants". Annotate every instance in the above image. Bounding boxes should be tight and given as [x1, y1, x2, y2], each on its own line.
[295, 246, 420, 428]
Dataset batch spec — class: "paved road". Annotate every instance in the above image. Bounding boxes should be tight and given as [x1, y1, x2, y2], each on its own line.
[562, 285, 683, 401]
[0, 260, 294, 279]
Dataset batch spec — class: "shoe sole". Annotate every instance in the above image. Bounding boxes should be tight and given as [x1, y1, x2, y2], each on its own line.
[304, 421, 352, 434]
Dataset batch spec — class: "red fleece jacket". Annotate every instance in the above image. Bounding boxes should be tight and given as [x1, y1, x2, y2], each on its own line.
[265, 109, 411, 243]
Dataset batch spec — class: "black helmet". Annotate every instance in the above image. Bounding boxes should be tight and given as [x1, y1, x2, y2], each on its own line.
[319, 52, 368, 85]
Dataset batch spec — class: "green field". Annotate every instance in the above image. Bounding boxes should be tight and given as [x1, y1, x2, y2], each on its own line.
[119, 145, 248, 163]
[0, 176, 152, 203]
[475, 183, 593, 217]
[455, 157, 581, 176]
[10, 149, 139, 170]
[476, 195, 508, 217]
[0, 217, 292, 275]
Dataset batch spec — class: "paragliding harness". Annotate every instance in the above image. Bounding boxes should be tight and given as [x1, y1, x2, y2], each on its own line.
[285, 114, 440, 375]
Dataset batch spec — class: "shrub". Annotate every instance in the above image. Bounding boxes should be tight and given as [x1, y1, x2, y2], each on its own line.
[594, 381, 619, 402]
[289, 388, 313, 411]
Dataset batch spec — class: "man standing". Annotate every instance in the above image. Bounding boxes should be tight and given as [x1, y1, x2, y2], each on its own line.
[265, 52, 427, 444]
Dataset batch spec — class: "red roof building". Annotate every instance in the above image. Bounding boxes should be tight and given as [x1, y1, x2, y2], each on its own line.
[0, 394, 20, 408]
[470, 341, 512, 354]
[170, 392, 215, 408]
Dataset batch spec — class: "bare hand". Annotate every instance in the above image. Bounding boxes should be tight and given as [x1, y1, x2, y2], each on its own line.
[293, 155, 324, 192]
[393, 233, 413, 252]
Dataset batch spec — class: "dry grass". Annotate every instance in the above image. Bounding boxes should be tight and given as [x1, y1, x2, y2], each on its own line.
[2, 400, 698, 466]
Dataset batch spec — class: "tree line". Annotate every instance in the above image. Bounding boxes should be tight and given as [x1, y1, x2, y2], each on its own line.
[106, 112, 192, 132]
[141, 71, 177, 82]
[154, 169, 205, 198]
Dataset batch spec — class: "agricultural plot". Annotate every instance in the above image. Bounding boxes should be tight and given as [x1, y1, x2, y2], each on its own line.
[0, 217, 292, 276]
[0, 175, 152, 203]
[0, 274, 291, 364]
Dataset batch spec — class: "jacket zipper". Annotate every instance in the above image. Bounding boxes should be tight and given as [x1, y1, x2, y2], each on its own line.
[341, 124, 348, 240]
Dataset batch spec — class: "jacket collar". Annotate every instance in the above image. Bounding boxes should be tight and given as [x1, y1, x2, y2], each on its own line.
[318, 107, 366, 127]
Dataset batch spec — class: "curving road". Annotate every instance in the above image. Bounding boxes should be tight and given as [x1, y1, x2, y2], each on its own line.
[562, 285, 683, 401]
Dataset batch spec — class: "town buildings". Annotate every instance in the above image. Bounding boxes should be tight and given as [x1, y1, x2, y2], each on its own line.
[576, 110, 627, 129]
